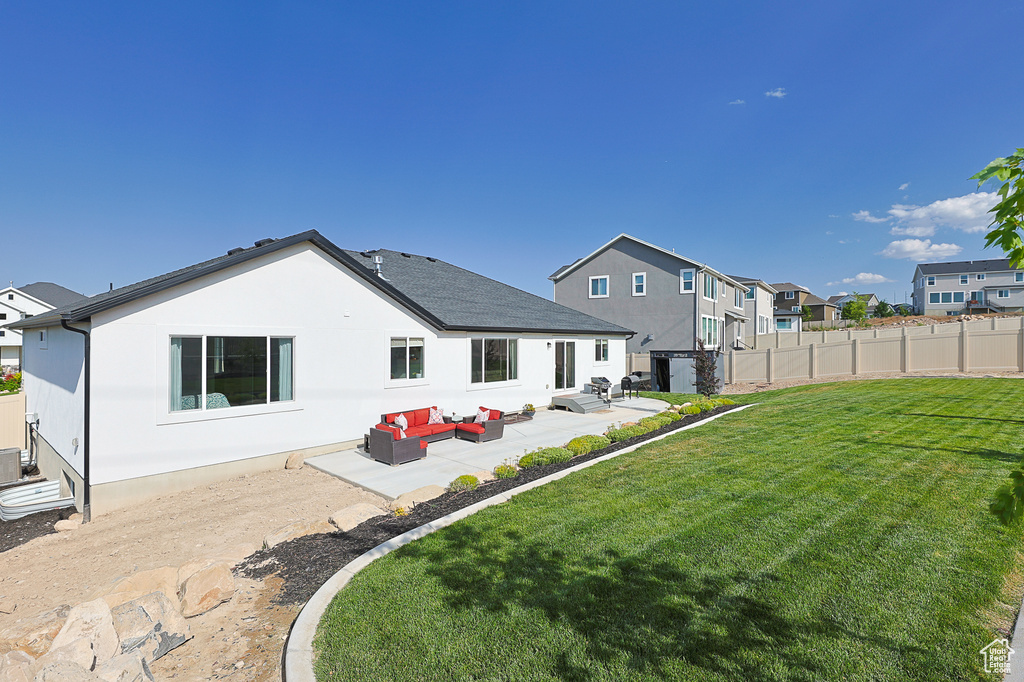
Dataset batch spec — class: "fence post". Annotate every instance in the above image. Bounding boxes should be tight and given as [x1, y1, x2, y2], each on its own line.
[729, 349, 736, 385]
[873, 328, 879, 338]
[809, 343, 816, 379]
[1019, 318, 1024, 372]
[766, 348, 774, 383]
[960, 320, 969, 372]
[901, 328, 909, 373]
[852, 338, 860, 376]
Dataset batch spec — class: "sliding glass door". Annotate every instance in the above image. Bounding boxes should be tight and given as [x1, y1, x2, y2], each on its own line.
[554, 341, 575, 391]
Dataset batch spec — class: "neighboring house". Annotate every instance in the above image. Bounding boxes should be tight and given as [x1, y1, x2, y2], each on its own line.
[770, 283, 839, 324]
[13, 231, 631, 517]
[729, 276, 776, 343]
[0, 282, 86, 370]
[549, 234, 752, 354]
[828, 293, 879, 317]
[912, 258, 1024, 315]
[773, 308, 803, 332]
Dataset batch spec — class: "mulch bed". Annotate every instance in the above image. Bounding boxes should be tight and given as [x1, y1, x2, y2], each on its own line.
[237, 404, 741, 606]
[0, 507, 76, 554]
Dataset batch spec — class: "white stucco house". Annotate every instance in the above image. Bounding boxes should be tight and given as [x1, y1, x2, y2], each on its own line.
[0, 282, 86, 370]
[13, 231, 632, 518]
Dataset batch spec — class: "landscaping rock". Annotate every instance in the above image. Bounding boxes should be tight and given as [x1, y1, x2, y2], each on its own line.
[472, 470, 496, 482]
[178, 563, 234, 618]
[99, 567, 179, 611]
[329, 503, 386, 532]
[31, 661, 101, 681]
[0, 662, 32, 682]
[110, 592, 190, 663]
[49, 599, 118, 665]
[31, 638, 95, 674]
[68, 513, 83, 523]
[284, 452, 304, 469]
[4, 651, 35, 668]
[175, 543, 255, 591]
[388, 485, 446, 511]
[0, 606, 70, 657]
[54, 520, 79, 532]
[93, 651, 154, 682]
[263, 520, 334, 549]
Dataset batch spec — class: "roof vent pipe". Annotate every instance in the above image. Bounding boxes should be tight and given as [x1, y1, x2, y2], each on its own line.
[372, 255, 384, 277]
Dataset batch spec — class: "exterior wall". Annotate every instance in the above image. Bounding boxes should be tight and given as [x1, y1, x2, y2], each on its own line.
[0, 293, 54, 370]
[773, 289, 808, 312]
[914, 267, 1024, 315]
[22, 243, 626, 515]
[737, 284, 774, 342]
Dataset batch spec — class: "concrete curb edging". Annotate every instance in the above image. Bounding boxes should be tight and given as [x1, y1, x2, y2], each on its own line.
[283, 403, 757, 681]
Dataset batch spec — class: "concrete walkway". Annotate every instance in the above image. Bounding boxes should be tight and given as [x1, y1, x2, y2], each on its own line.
[307, 397, 669, 499]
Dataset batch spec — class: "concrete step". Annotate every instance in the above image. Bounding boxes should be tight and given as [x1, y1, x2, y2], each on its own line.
[552, 393, 608, 414]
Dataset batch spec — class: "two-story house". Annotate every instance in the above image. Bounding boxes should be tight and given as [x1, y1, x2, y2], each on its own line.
[912, 258, 1024, 315]
[729, 276, 776, 344]
[0, 282, 86, 370]
[770, 283, 839, 328]
[828, 293, 880, 317]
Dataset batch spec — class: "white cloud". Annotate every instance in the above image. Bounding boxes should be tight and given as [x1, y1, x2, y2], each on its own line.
[878, 239, 962, 261]
[837, 291, 848, 296]
[898, 183, 909, 191]
[826, 272, 894, 286]
[765, 88, 787, 98]
[729, 99, 745, 105]
[852, 210, 890, 224]
[886, 192, 997, 237]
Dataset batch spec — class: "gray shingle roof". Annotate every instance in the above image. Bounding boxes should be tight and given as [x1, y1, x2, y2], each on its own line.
[18, 282, 87, 309]
[769, 282, 810, 293]
[917, 258, 1015, 276]
[13, 231, 631, 336]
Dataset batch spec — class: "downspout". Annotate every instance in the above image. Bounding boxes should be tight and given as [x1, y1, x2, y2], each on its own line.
[60, 319, 91, 523]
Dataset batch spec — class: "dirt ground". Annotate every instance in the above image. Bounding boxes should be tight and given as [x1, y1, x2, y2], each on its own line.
[0, 466, 386, 681]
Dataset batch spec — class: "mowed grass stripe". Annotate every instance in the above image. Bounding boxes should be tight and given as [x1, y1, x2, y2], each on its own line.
[314, 379, 1024, 681]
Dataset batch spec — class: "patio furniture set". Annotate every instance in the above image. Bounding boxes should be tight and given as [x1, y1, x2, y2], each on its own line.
[368, 406, 505, 466]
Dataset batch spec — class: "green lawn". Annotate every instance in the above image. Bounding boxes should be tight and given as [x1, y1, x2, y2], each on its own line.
[314, 379, 1024, 681]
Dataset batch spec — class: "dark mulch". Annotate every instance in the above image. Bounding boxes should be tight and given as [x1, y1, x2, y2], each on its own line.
[236, 404, 740, 606]
[0, 506, 76, 554]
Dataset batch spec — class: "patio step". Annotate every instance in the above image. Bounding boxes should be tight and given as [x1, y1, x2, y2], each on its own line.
[552, 393, 608, 414]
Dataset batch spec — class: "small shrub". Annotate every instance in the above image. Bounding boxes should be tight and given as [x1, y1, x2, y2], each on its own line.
[393, 506, 408, 516]
[698, 402, 716, 413]
[0, 372, 21, 394]
[638, 415, 672, 432]
[607, 425, 646, 442]
[663, 411, 682, 422]
[566, 435, 611, 456]
[680, 405, 701, 415]
[494, 464, 518, 479]
[716, 398, 735, 405]
[520, 447, 573, 467]
[449, 474, 479, 492]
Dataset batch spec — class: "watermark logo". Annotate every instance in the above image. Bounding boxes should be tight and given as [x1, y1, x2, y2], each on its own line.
[981, 638, 1014, 675]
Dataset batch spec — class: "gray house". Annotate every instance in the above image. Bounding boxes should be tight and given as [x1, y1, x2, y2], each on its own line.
[912, 258, 1024, 315]
[549, 234, 751, 391]
[730, 276, 776, 342]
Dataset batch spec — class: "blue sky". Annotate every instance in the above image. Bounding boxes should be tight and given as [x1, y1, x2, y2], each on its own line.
[2, 2, 1022, 306]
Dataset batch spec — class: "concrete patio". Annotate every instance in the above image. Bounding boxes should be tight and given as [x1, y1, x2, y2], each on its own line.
[306, 397, 669, 499]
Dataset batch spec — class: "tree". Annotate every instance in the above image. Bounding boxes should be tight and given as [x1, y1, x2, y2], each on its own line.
[692, 337, 721, 397]
[801, 304, 813, 322]
[972, 148, 1024, 266]
[895, 303, 914, 317]
[840, 293, 868, 324]
[874, 299, 895, 318]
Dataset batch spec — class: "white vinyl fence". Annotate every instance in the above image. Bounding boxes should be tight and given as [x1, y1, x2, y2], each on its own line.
[728, 319, 1024, 384]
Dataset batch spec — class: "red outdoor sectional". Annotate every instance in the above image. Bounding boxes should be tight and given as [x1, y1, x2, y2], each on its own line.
[368, 406, 504, 466]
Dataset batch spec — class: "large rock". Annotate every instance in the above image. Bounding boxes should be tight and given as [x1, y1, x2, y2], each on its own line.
[31, 639, 95, 674]
[263, 521, 334, 549]
[49, 599, 118, 665]
[388, 485, 446, 511]
[31, 661, 101, 681]
[0, 606, 70, 657]
[175, 543, 255, 593]
[178, 563, 234, 618]
[54, 519, 80, 533]
[99, 567, 179, 611]
[329, 503, 385, 532]
[93, 651, 153, 682]
[284, 452, 304, 469]
[110, 592, 190, 663]
[0, 651, 34, 682]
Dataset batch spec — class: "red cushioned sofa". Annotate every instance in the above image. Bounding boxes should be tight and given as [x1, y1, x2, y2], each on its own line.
[368, 406, 457, 466]
[455, 407, 504, 443]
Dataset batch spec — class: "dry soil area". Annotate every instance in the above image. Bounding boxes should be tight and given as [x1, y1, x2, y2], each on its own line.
[0, 466, 386, 681]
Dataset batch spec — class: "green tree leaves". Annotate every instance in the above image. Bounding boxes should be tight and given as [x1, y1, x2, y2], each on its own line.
[972, 148, 1024, 267]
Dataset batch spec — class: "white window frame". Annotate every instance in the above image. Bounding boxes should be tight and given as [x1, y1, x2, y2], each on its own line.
[776, 318, 792, 331]
[953, 291, 965, 303]
[785, 291, 795, 299]
[977, 273, 986, 281]
[927, 276, 936, 286]
[388, 336, 426, 384]
[1016, 272, 1024, 283]
[929, 292, 940, 304]
[700, 316, 721, 347]
[999, 289, 1010, 299]
[702, 274, 718, 301]
[940, 292, 952, 304]
[631, 272, 646, 297]
[679, 269, 695, 293]
[589, 275, 609, 299]
[791, 306, 800, 312]
[469, 337, 520, 388]
[38, 329, 47, 350]
[594, 338, 609, 363]
[960, 275, 969, 285]
[735, 288, 744, 309]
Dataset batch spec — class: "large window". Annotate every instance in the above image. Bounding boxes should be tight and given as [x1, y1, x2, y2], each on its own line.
[595, 339, 609, 362]
[589, 276, 609, 298]
[929, 292, 940, 304]
[471, 338, 518, 383]
[701, 316, 721, 346]
[170, 335, 293, 412]
[390, 337, 424, 380]
[703, 274, 718, 300]
[680, 269, 695, 293]
[776, 318, 792, 330]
